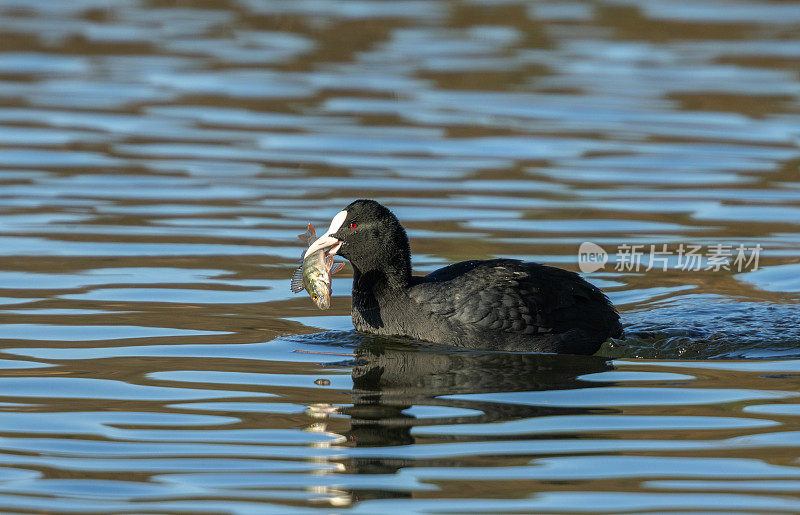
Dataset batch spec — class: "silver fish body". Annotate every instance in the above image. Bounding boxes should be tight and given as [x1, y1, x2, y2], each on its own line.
[290, 224, 345, 310]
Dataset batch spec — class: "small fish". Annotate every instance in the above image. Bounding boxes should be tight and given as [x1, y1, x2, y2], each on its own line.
[290, 223, 345, 310]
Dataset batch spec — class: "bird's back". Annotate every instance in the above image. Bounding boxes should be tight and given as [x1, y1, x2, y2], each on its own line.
[385, 259, 622, 354]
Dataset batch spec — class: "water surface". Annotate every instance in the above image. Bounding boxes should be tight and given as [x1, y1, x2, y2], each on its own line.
[0, 0, 799, 512]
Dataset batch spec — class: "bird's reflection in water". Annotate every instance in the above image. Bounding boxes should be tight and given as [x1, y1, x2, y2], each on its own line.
[324, 335, 616, 503]
[343, 337, 615, 444]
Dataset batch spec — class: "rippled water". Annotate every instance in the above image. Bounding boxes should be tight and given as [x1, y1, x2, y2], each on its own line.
[0, 0, 799, 512]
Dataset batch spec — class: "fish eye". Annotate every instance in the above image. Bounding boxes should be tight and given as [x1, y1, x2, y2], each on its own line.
[312, 294, 318, 300]
[349, 222, 357, 229]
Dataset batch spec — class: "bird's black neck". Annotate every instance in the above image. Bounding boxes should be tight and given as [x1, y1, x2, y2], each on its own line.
[350, 230, 413, 290]
[352, 263, 410, 294]
[350, 267, 398, 331]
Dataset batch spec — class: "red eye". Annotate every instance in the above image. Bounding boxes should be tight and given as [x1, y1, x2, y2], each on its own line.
[349, 222, 357, 229]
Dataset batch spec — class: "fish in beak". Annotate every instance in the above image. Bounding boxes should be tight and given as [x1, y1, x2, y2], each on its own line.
[304, 210, 346, 259]
[291, 220, 346, 310]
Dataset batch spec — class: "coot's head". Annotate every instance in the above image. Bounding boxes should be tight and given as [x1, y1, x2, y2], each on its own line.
[305, 199, 411, 282]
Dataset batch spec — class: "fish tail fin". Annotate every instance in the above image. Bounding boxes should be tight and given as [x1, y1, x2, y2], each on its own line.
[290, 266, 305, 293]
[297, 223, 317, 245]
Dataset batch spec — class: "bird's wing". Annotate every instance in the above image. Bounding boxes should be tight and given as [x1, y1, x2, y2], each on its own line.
[411, 260, 619, 337]
[411, 262, 548, 335]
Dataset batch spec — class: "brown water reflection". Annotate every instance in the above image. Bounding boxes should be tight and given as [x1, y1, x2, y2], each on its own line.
[0, 0, 799, 512]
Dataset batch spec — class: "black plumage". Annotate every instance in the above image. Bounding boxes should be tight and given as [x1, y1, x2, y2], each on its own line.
[327, 199, 622, 354]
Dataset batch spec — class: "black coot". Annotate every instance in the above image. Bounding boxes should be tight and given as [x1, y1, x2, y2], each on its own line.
[304, 199, 622, 354]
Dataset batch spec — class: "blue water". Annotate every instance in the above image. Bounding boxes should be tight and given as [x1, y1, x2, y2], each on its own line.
[0, 0, 799, 512]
